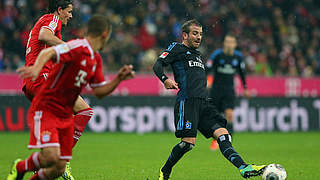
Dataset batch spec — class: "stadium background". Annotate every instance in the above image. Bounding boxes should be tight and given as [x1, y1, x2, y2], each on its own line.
[0, 0, 320, 179]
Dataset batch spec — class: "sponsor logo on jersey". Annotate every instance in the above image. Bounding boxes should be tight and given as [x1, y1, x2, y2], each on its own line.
[188, 60, 205, 69]
[185, 121, 192, 129]
[159, 52, 169, 58]
[41, 131, 51, 142]
[217, 64, 236, 74]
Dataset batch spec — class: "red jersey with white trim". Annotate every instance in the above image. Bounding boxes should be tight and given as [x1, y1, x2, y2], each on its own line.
[31, 39, 106, 118]
[23, 14, 62, 86]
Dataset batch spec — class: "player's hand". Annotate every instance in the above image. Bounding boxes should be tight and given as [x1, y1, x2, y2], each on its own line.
[16, 66, 41, 81]
[164, 79, 179, 90]
[117, 64, 135, 81]
[244, 89, 250, 98]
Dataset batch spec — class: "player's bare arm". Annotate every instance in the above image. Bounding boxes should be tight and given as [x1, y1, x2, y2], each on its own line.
[38, 27, 65, 46]
[93, 65, 135, 99]
[17, 47, 56, 80]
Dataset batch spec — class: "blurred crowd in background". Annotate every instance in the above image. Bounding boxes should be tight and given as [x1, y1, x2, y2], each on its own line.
[1, 0, 320, 76]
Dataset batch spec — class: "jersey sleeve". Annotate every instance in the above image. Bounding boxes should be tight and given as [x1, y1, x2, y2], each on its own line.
[157, 42, 179, 65]
[41, 15, 60, 34]
[53, 42, 81, 64]
[235, 51, 247, 88]
[89, 53, 107, 88]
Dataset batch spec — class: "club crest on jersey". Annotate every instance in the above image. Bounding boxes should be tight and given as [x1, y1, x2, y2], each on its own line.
[219, 59, 225, 64]
[232, 59, 238, 66]
[185, 121, 192, 129]
[41, 131, 51, 142]
[159, 52, 169, 58]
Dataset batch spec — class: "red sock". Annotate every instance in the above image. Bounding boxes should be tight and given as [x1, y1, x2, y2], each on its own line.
[16, 152, 40, 173]
[73, 108, 93, 147]
[30, 169, 48, 180]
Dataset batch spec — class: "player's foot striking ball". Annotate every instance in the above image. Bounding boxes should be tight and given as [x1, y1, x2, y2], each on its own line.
[153, 19, 266, 179]
[240, 164, 267, 178]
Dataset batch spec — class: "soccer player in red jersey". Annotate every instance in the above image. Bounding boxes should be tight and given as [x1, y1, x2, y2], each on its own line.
[23, 0, 94, 178]
[7, 15, 134, 180]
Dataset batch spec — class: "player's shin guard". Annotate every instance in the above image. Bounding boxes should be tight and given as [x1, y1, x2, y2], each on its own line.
[16, 152, 40, 173]
[73, 108, 93, 147]
[217, 134, 247, 169]
[161, 141, 194, 174]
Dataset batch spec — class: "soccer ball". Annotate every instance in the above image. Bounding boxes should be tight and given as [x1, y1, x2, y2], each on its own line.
[262, 164, 287, 180]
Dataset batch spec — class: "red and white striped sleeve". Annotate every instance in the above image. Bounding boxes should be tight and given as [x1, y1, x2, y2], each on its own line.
[90, 53, 107, 88]
[42, 15, 60, 33]
[53, 39, 84, 63]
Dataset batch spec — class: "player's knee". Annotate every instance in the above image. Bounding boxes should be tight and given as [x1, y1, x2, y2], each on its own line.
[41, 150, 60, 167]
[213, 128, 229, 139]
[178, 141, 195, 152]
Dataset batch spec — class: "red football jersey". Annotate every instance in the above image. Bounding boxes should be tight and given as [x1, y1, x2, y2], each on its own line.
[31, 39, 106, 118]
[24, 14, 62, 86]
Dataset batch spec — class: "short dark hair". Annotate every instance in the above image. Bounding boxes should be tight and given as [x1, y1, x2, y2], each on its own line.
[48, 0, 73, 13]
[87, 15, 112, 37]
[181, 19, 202, 34]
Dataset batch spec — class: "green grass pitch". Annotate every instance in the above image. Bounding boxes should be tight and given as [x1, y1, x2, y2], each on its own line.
[1, 132, 319, 180]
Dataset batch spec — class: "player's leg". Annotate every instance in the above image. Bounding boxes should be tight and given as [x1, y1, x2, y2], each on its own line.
[160, 137, 195, 180]
[210, 92, 235, 150]
[159, 99, 198, 180]
[202, 100, 266, 178]
[213, 128, 266, 178]
[57, 117, 75, 180]
[72, 95, 93, 147]
[33, 159, 67, 180]
[7, 147, 60, 180]
[29, 147, 65, 179]
[7, 110, 60, 179]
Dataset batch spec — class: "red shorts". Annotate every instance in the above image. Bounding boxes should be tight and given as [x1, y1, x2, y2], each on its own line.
[27, 108, 74, 160]
[23, 73, 48, 101]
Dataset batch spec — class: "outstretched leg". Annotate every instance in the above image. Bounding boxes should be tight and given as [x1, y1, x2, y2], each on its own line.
[214, 128, 266, 178]
[159, 138, 195, 180]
